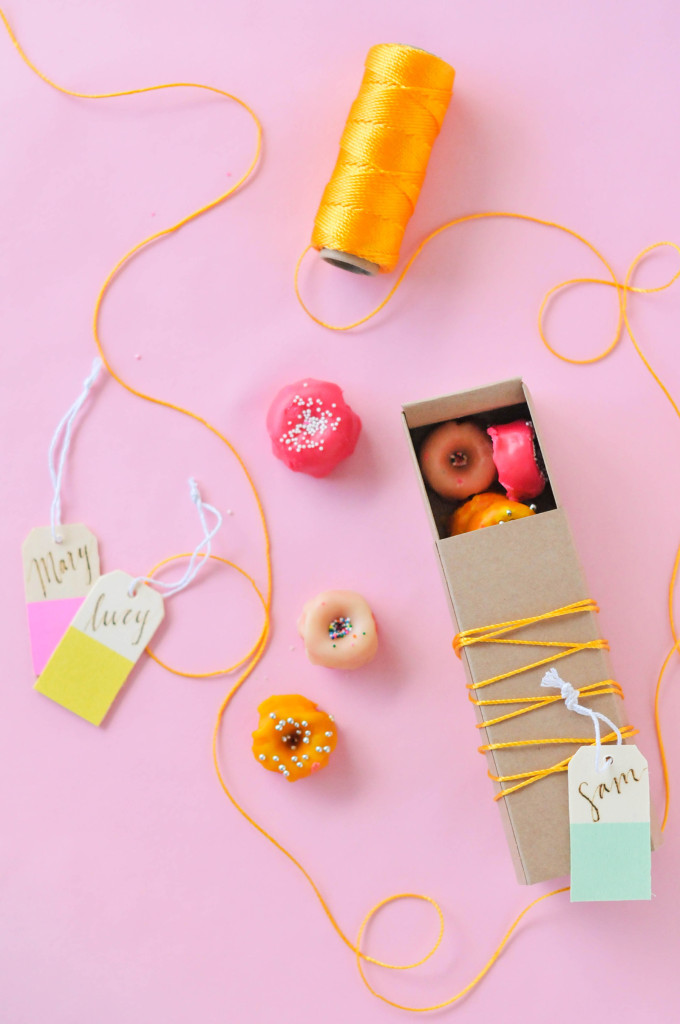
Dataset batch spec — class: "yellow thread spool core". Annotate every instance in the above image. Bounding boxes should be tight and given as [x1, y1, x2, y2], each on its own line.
[313, 43, 455, 275]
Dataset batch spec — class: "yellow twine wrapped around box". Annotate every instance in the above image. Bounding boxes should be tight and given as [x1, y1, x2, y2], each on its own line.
[453, 599, 638, 800]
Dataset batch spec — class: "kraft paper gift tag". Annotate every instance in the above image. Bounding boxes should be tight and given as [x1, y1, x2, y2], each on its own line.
[35, 570, 164, 726]
[568, 744, 651, 902]
[23, 524, 100, 675]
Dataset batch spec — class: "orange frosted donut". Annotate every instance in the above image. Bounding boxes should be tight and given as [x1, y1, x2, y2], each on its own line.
[298, 590, 378, 670]
[252, 695, 337, 781]
[419, 420, 497, 501]
[449, 492, 535, 535]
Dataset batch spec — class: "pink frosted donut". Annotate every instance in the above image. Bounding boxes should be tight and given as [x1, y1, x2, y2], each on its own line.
[267, 378, 361, 477]
[298, 590, 378, 670]
[487, 420, 546, 502]
[419, 420, 497, 501]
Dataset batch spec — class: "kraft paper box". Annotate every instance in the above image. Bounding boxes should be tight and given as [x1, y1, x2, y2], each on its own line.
[402, 378, 659, 885]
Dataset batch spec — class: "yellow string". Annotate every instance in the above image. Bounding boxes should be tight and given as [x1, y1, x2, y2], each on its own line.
[144, 553, 268, 678]
[453, 601, 639, 799]
[4, 11, 676, 1012]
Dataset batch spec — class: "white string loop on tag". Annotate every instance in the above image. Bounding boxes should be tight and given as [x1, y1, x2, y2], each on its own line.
[128, 479, 223, 598]
[48, 357, 103, 543]
[541, 667, 622, 772]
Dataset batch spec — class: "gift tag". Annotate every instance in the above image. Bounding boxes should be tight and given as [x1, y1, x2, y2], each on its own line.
[22, 524, 100, 675]
[568, 744, 651, 902]
[35, 570, 164, 726]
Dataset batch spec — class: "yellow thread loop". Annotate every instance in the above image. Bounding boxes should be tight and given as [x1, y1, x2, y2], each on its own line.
[484, 726, 639, 800]
[453, 599, 599, 655]
[453, 602, 638, 801]
[472, 679, 624, 729]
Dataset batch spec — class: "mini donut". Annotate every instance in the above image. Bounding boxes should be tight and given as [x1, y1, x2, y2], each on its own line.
[449, 492, 536, 535]
[487, 420, 546, 502]
[252, 695, 337, 781]
[419, 420, 497, 501]
[266, 378, 361, 478]
[298, 590, 378, 670]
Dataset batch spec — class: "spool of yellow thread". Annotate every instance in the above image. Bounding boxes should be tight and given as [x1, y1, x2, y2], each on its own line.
[312, 43, 455, 276]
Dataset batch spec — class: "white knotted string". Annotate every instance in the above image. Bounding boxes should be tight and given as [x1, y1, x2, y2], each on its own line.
[48, 357, 103, 542]
[128, 479, 223, 598]
[541, 667, 622, 772]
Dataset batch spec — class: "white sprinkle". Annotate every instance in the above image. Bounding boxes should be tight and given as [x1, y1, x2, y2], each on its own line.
[301, 721, 308, 727]
[303, 738, 310, 744]
[292, 756, 298, 762]
[258, 754, 266, 761]
[323, 745, 331, 753]
[315, 746, 323, 752]
[287, 717, 294, 723]
[269, 712, 277, 719]
[272, 756, 279, 762]
[302, 755, 309, 760]
[325, 731, 333, 737]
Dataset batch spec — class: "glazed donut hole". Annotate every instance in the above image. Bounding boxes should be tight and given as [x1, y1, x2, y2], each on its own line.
[418, 419, 497, 501]
[298, 590, 378, 670]
[410, 401, 556, 539]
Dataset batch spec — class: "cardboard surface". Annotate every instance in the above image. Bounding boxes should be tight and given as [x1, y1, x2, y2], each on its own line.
[404, 378, 658, 885]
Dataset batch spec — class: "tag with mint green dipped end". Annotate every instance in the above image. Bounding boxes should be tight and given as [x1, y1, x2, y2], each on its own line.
[568, 745, 651, 902]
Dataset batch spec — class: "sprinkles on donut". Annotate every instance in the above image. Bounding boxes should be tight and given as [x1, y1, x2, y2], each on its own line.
[298, 590, 378, 670]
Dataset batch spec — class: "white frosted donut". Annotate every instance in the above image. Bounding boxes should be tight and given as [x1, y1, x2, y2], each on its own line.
[297, 590, 378, 670]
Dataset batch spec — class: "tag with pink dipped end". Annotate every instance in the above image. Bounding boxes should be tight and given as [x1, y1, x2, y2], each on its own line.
[22, 523, 100, 675]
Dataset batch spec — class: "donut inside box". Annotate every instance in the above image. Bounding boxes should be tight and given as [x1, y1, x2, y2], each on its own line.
[402, 377, 658, 885]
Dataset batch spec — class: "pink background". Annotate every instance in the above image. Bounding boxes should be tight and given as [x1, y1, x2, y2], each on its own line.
[2, 1, 679, 1020]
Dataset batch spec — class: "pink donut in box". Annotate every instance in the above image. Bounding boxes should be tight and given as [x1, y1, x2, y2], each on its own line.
[487, 420, 546, 503]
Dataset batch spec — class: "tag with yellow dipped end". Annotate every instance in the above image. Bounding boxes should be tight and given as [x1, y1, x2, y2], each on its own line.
[35, 570, 164, 726]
